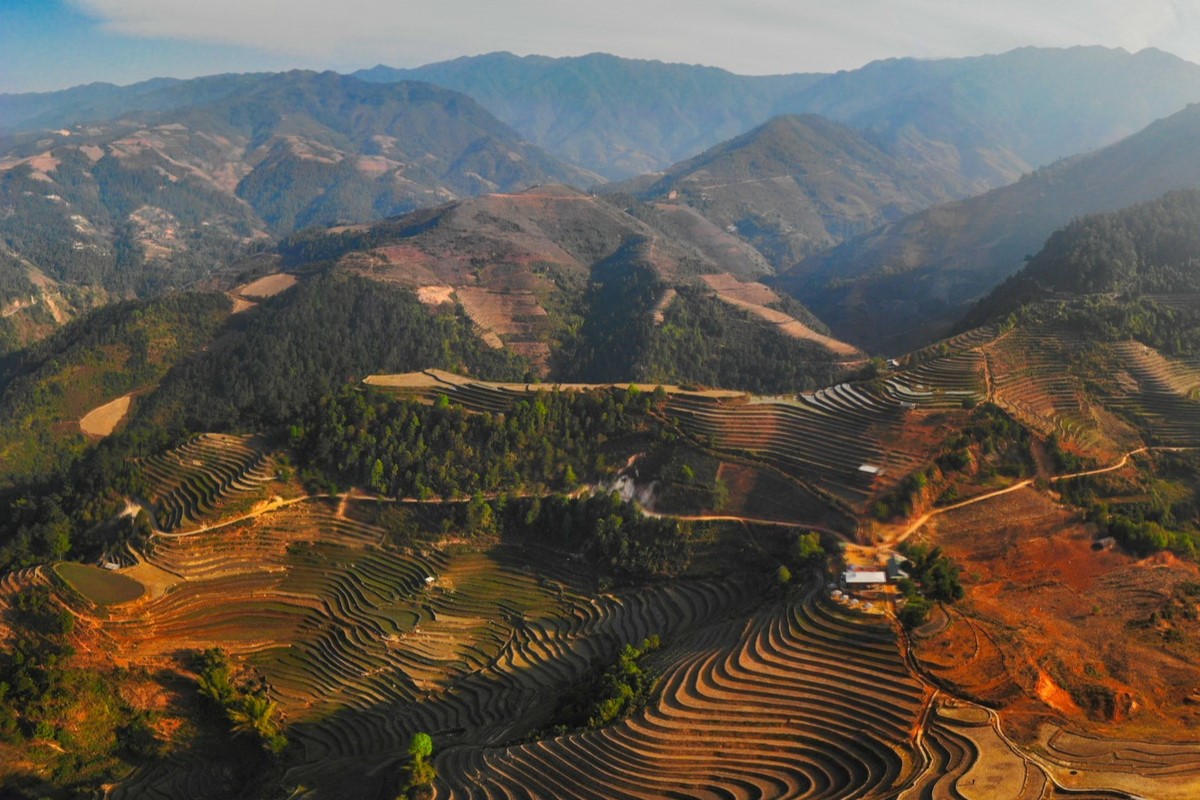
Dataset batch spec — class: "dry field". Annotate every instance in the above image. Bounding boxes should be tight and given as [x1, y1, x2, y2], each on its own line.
[455, 287, 551, 365]
[701, 273, 864, 359]
[915, 485, 1200, 746]
[79, 393, 132, 437]
[234, 272, 298, 299]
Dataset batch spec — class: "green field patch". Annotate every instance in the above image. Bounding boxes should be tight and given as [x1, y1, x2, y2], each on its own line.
[54, 562, 145, 605]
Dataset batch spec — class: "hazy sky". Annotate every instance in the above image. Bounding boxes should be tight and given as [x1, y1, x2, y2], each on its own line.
[4, 0, 1200, 93]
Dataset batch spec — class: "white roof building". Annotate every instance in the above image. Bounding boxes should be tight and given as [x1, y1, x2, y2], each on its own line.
[843, 570, 888, 585]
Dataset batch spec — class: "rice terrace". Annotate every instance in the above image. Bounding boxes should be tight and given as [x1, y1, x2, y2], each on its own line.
[5, 17, 1200, 800]
[5, 304, 1200, 798]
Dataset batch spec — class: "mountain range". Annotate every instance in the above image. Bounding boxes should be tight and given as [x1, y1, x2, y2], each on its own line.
[5, 46, 1200, 360]
[357, 46, 1200, 187]
[0, 71, 593, 338]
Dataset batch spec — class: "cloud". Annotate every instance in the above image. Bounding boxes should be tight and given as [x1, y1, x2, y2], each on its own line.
[69, 0, 1200, 73]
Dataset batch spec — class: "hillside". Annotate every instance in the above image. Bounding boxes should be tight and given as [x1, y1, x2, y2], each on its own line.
[358, 47, 1200, 186]
[779, 103, 1200, 353]
[607, 114, 961, 265]
[0, 72, 594, 349]
[963, 189, 1200, 328]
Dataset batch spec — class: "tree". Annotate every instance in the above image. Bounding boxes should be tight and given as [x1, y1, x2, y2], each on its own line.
[898, 596, 932, 629]
[403, 732, 437, 797]
[229, 694, 280, 742]
[775, 564, 793, 587]
[370, 459, 386, 494]
[407, 732, 433, 761]
[789, 531, 825, 567]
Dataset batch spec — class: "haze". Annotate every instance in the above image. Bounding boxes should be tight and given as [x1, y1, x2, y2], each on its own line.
[3, 0, 1200, 93]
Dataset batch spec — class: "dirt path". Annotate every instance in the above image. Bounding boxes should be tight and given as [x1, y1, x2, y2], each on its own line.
[889, 445, 1197, 547]
[641, 509, 850, 539]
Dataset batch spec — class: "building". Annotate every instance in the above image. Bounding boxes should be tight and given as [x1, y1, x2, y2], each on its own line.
[841, 566, 888, 590]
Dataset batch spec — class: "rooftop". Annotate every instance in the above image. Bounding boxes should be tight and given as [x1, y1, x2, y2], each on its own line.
[844, 570, 888, 584]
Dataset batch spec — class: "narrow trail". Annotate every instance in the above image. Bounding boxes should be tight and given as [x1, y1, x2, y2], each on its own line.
[641, 509, 850, 538]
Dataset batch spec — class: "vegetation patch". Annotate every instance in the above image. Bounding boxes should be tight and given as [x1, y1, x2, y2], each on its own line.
[1061, 451, 1200, 559]
[54, 562, 145, 605]
[296, 384, 666, 500]
[896, 544, 964, 629]
[538, 635, 662, 735]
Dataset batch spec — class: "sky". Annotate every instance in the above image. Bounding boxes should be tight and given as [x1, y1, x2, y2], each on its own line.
[3, 0, 1200, 94]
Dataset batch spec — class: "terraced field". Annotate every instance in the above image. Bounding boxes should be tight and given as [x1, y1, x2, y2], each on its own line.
[665, 390, 927, 508]
[13, 325, 1200, 798]
[982, 328, 1113, 452]
[364, 367, 974, 511]
[1109, 340, 1200, 447]
[93, 496, 792, 798]
[432, 588, 929, 800]
[135, 433, 277, 531]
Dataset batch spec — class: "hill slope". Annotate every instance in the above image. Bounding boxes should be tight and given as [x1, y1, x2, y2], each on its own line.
[779, 103, 1200, 353]
[963, 188, 1200, 332]
[608, 114, 960, 265]
[0, 72, 595, 351]
[276, 184, 856, 385]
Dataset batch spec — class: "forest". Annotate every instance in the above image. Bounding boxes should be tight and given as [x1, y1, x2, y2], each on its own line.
[295, 384, 667, 500]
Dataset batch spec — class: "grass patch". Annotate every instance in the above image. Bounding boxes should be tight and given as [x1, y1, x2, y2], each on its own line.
[55, 562, 145, 605]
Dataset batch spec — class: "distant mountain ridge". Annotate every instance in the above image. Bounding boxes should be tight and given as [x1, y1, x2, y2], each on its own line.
[777, 102, 1200, 353]
[356, 52, 823, 180]
[356, 46, 1200, 186]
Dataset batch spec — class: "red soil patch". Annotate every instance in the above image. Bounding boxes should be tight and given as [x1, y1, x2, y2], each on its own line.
[915, 486, 1200, 742]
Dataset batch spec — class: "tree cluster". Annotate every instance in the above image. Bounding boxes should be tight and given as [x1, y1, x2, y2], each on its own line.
[896, 543, 963, 629]
[136, 274, 527, 437]
[500, 493, 692, 580]
[539, 635, 662, 736]
[296, 385, 664, 501]
[195, 648, 286, 755]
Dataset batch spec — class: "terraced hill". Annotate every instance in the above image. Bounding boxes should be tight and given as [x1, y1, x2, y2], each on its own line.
[365, 350, 985, 515]
[135, 433, 279, 531]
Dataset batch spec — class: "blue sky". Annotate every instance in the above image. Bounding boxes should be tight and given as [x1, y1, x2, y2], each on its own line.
[0, 0, 300, 93]
[4, 0, 1200, 94]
